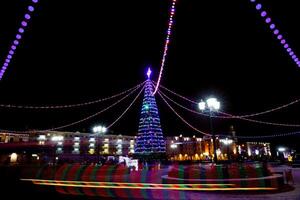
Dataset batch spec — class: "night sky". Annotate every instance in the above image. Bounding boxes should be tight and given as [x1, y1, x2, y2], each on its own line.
[0, 0, 300, 148]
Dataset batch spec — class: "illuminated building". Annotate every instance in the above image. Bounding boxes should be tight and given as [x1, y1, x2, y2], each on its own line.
[0, 132, 29, 143]
[246, 142, 271, 157]
[166, 135, 237, 161]
[31, 131, 136, 158]
[0, 129, 274, 164]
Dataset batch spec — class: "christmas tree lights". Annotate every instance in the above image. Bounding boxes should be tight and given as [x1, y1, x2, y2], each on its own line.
[135, 68, 166, 156]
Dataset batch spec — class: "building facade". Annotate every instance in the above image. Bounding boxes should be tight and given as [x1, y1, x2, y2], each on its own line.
[0, 130, 272, 164]
[166, 135, 238, 161]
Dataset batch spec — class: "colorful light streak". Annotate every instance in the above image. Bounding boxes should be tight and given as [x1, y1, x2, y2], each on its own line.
[153, 0, 177, 95]
[21, 179, 276, 191]
[0, 81, 144, 109]
[0, 0, 39, 80]
[250, 0, 300, 68]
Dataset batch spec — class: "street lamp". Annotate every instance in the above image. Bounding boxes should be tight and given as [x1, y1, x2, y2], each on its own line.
[92, 125, 107, 164]
[199, 97, 220, 163]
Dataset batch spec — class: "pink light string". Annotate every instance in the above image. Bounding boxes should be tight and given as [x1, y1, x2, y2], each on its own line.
[153, 0, 177, 95]
[0, 82, 145, 133]
[0, 0, 39, 80]
[159, 89, 300, 138]
[0, 81, 145, 110]
[218, 111, 300, 127]
[157, 91, 211, 136]
[107, 84, 145, 129]
[157, 81, 300, 119]
[157, 84, 300, 127]
[46, 84, 145, 132]
[220, 131, 300, 139]
[250, 0, 300, 68]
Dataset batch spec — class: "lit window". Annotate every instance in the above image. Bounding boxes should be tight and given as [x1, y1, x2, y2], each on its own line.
[38, 135, 46, 140]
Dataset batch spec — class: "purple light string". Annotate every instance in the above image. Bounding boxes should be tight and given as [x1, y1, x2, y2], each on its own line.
[0, 0, 39, 80]
[153, 0, 177, 95]
[250, 0, 300, 67]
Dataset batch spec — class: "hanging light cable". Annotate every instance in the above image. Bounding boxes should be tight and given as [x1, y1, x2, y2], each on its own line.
[107, 84, 145, 129]
[220, 131, 300, 139]
[0, 81, 145, 110]
[0, 82, 145, 133]
[158, 88, 300, 127]
[157, 81, 300, 119]
[157, 91, 210, 136]
[153, 0, 177, 95]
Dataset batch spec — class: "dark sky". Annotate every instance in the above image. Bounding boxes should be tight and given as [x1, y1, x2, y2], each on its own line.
[0, 0, 300, 147]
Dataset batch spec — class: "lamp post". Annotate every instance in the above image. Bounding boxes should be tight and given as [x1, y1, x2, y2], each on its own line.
[199, 98, 220, 163]
[93, 125, 107, 164]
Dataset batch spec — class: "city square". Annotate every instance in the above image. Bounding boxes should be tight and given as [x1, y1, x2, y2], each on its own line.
[0, 0, 300, 199]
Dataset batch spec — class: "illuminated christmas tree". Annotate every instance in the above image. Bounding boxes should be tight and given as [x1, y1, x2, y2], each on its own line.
[134, 68, 166, 157]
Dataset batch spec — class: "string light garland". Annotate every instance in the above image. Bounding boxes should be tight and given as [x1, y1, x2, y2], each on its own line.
[157, 87, 210, 117]
[159, 89, 300, 138]
[0, 83, 145, 133]
[220, 131, 300, 139]
[218, 111, 300, 127]
[249, 0, 300, 68]
[153, 0, 177, 95]
[157, 91, 210, 136]
[221, 99, 300, 118]
[159, 87, 300, 127]
[106, 84, 145, 129]
[0, 81, 145, 110]
[157, 82, 300, 119]
[0, 0, 39, 80]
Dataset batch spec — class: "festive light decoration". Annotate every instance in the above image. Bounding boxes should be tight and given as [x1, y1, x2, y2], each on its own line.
[158, 88, 300, 138]
[0, 82, 145, 109]
[157, 82, 300, 118]
[21, 179, 276, 191]
[0, 0, 39, 80]
[159, 87, 300, 127]
[159, 88, 300, 127]
[157, 91, 210, 136]
[43, 84, 145, 131]
[135, 68, 166, 155]
[0, 82, 145, 133]
[220, 130, 300, 139]
[107, 84, 145, 129]
[153, 0, 177, 95]
[219, 111, 300, 127]
[249, 0, 300, 68]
